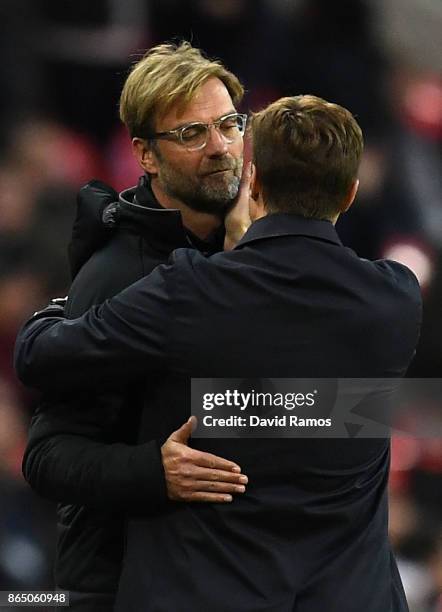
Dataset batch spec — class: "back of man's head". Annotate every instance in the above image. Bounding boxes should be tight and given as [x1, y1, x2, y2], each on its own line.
[251, 95, 364, 221]
[119, 41, 244, 139]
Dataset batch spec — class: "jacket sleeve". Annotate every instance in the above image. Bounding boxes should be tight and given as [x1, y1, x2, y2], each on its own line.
[20, 246, 178, 510]
[15, 262, 174, 393]
[22, 393, 168, 510]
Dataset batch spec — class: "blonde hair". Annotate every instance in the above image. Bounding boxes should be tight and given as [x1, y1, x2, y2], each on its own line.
[252, 95, 364, 220]
[120, 41, 244, 138]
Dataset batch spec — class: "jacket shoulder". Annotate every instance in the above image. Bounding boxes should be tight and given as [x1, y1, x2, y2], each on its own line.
[169, 247, 210, 275]
[66, 233, 145, 317]
[372, 259, 422, 303]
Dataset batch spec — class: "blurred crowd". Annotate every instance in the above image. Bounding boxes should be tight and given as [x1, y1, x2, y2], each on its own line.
[0, 1, 440, 610]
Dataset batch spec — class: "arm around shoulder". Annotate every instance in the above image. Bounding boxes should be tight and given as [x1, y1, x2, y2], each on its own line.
[14, 263, 174, 393]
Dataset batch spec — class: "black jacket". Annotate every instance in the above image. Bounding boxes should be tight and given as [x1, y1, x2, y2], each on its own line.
[16, 213, 421, 611]
[21, 177, 224, 608]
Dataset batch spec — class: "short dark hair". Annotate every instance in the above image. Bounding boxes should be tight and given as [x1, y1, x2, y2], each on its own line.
[251, 95, 364, 220]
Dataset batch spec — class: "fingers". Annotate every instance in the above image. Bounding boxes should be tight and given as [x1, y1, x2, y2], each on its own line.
[224, 161, 252, 251]
[169, 416, 196, 445]
[183, 466, 248, 486]
[240, 161, 252, 187]
[174, 479, 245, 503]
[186, 492, 234, 503]
[161, 426, 248, 503]
[162, 439, 242, 475]
[187, 447, 242, 473]
[164, 462, 248, 502]
[236, 162, 252, 202]
[240, 160, 252, 181]
[189, 480, 245, 494]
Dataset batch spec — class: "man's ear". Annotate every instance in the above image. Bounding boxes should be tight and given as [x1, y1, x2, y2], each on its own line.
[132, 138, 159, 175]
[341, 179, 359, 213]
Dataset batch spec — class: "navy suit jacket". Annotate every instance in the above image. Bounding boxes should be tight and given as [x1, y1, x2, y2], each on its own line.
[16, 214, 422, 611]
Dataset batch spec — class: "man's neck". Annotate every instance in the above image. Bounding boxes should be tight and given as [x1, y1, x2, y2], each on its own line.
[151, 180, 222, 241]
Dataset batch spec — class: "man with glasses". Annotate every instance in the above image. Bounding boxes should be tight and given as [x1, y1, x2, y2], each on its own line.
[21, 42, 250, 611]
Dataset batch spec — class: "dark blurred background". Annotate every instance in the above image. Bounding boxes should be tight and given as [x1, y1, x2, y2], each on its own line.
[0, 1, 440, 610]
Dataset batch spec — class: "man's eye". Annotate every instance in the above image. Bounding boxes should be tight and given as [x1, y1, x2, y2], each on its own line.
[221, 118, 238, 128]
[181, 125, 206, 142]
[220, 118, 241, 133]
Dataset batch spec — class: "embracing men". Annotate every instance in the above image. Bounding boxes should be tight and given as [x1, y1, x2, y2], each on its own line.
[16, 43, 421, 611]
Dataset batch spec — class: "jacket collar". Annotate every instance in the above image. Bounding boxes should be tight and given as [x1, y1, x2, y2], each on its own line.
[118, 176, 224, 255]
[235, 213, 343, 249]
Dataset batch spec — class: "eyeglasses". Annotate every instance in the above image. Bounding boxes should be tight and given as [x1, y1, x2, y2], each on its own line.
[145, 113, 248, 151]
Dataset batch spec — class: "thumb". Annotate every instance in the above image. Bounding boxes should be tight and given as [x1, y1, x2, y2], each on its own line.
[169, 416, 197, 444]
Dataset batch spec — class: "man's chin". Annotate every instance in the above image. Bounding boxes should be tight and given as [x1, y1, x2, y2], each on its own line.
[202, 171, 235, 189]
[186, 197, 235, 217]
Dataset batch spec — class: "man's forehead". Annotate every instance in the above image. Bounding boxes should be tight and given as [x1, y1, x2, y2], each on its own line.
[157, 77, 236, 129]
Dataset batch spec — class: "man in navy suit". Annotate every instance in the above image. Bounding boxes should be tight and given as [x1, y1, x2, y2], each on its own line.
[16, 95, 421, 611]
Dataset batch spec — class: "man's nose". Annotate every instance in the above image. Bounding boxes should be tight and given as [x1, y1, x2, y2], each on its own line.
[204, 125, 229, 156]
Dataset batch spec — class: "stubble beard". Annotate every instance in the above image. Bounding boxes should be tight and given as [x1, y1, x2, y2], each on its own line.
[156, 156, 243, 217]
